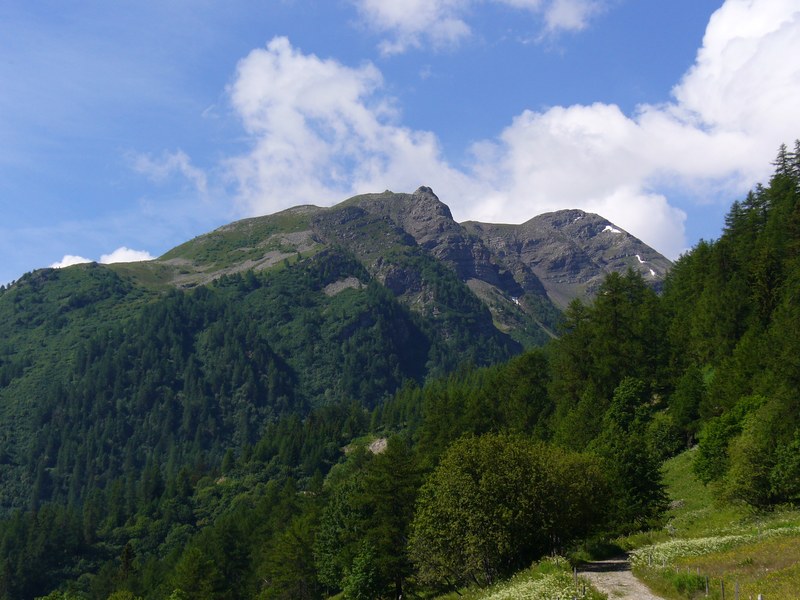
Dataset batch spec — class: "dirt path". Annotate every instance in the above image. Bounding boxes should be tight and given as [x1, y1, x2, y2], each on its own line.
[580, 555, 666, 599]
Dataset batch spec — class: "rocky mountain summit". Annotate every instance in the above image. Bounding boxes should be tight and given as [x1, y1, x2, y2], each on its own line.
[465, 207, 672, 309]
[143, 186, 671, 343]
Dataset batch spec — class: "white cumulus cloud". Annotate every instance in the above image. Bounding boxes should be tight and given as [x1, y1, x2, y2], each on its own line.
[463, 103, 690, 257]
[672, 0, 800, 165]
[225, 37, 470, 214]
[100, 247, 155, 264]
[50, 255, 93, 269]
[226, 0, 800, 259]
[50, 247, 154, 270]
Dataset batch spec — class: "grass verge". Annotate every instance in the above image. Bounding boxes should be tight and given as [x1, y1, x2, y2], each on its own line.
[434, 557, 607, 600]
[623, 448, 800, 599]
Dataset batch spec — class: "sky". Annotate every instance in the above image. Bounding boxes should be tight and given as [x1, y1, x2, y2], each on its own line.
[2, 0, 799, 286]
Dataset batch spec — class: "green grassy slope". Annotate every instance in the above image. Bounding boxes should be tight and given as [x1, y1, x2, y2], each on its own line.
[628, 449, 800, 599]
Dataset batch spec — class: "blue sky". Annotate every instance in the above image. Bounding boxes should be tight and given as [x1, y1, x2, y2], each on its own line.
[2, 0, 799, 286]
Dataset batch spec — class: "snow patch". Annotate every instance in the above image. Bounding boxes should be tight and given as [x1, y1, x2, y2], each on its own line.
[650, 269, 657, 277]
[603, 225, 622, 234]
[635, 254, 646, 264]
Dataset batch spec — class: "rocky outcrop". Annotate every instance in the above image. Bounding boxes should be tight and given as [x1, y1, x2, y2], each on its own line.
[464, 209, 672, 308]
[338, 189, 670, 310]
[344, 187, 504, 283]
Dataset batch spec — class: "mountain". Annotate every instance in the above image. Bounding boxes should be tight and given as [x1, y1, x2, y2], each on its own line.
[0, 187, 669, 515]
[122, 186, 670, 340]
[464, 207, 671, 308]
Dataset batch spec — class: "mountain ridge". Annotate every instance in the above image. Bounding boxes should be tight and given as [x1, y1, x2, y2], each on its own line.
[139, 186, 670, 319]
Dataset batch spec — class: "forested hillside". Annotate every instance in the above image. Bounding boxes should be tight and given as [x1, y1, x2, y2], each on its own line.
[0, 247, 515, 509]
[0, 145, 799, 599]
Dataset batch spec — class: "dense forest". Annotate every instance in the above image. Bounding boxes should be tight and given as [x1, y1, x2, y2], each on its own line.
[0, 144, 799, 599]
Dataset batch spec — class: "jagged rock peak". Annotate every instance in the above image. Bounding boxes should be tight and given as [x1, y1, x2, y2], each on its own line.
[413, 185, 438, 199]
[410, 186, 452, 219]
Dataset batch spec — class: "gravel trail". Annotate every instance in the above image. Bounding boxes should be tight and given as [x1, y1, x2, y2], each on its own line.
[580, 555, 666, 599]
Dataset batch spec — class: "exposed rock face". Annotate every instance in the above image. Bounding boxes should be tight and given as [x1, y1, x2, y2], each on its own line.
[464, 209, 672, 308]
[345, 187, 517, 288]
[339, 189, 670, 310]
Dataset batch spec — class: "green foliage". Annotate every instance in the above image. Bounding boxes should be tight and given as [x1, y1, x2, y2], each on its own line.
[106, 592, 143, 600]
[409, 433, 609, 592]
[720, 398, 799, 509]
[0, 245, 520, 521]
[646, 412, 685, 463]
[314, 476, 364, 591]
[604, 376, 650, 432]
[379, 350, 552, 466]
[170, 544, 225, 599]
[341, 543, 382, 600]
[693, 395, 767, 485]
[771, 430, 800, 504]
[549, 271, 668, 449]
[722, 401, 779, 508]
[354, 438, 420, 598]
[594, 425, 668, 530]
[580, 378, 668, 530]
[669, 366, 706, 445]
[315, 437, 420, 599]
[0, 504, 87, 599]
[656, 144, 800, 510]
[255, 511, 320, 600]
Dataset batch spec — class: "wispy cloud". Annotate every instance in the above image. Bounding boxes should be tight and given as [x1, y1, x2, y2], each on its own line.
[223, 0, 800, 260]
[350, 0, 607, 54]
[539, 0, 605, 33]
[351, 0, 472, 55]
[131, 150, 208, 195]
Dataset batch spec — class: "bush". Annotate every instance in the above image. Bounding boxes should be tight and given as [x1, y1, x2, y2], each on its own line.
[408, 433, 610, 592]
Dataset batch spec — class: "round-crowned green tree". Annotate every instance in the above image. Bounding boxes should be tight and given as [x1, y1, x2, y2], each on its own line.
[408, 433, 609, 593]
